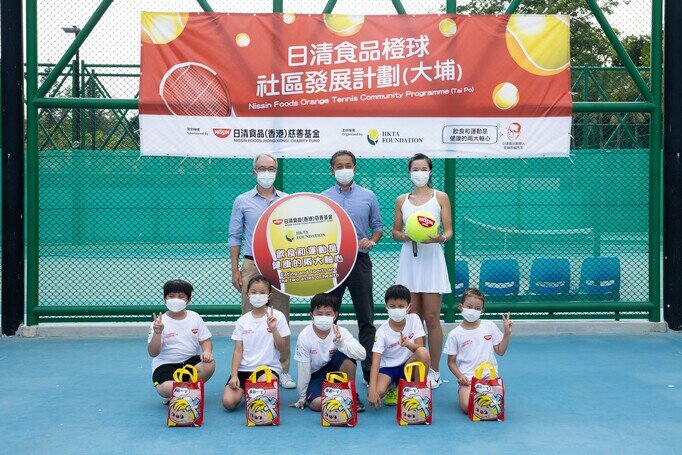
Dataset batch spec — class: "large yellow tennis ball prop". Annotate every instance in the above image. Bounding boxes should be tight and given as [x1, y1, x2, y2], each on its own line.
[492, 82, 519, 110]
[324, 14, 364, 37]
[505, 15, 570, 76]
[141, 12, 189, 45]
[405, 211, 439, 243]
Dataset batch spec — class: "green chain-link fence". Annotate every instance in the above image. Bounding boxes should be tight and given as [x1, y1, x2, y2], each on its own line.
[26, 0, 662, 323]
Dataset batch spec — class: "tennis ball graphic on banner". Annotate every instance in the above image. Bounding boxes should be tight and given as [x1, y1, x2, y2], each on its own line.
[492, 82, 519, 110]
[324, 14, 365, 36]
[141, 12, 189, 45]
[236, 33, 251, 47]
[439, 18, 457, 37]
[405, 211, 439, 243]
[505, 15, 570, 76]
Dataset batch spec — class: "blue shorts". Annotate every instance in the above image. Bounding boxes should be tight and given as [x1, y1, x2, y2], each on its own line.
[306, 351, 354, 403]
[379, 363, 407, 386]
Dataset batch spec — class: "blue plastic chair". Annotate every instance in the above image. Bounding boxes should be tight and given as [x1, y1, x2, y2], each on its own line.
[479, 259, 520, 296]
[528, 258, 571, 295]
[578, 257, 621, 299]
[454, 260, 469, 296]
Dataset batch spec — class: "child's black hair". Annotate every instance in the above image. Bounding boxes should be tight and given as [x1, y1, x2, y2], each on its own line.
[460, 287, 486, 307]
[163, 279, 194, 299]
[384, 284, 411, 303]
[310, 293, 339, 313]
[247, 274, 272, 294]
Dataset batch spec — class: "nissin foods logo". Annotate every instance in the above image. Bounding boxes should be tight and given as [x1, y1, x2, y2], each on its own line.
[212, 128, 232, 138]
[367, 128, 423, 146]
[272, 219, 283, 225]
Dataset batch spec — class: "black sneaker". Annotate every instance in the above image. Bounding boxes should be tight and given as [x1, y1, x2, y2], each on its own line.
[356, 394, 366, 412]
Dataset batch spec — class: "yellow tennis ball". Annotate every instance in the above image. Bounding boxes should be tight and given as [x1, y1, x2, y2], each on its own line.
[141, 12, 189, 45]
[492, 82, 519, 110]
[439, 18, 457, 37]
[323, 14, 364, 37]
[283, 13, 296, 24]
[405, 211, 439, 243]
[236, 33, 250, 47]
[505, 15, 570, 76]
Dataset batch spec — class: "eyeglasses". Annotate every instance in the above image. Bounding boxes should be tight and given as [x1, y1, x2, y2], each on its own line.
[255, 167, 277, 173]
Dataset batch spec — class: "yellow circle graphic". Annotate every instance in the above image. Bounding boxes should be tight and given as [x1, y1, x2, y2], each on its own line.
[283, 13, 296, 24]
[141, 12, 189, 45]
[439, 18, 457, 37]
[505, 15, 570, 76]
[492, 82, 520, 110]
[236, 32, 251, 47]
[323, 14, 365, 37]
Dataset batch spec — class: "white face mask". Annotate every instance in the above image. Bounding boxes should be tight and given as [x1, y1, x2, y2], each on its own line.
[256, 171, 276, 189]
[334, 169, 355, 185]
[249, 294, 269, 308]
[461, 308, 482, 323]
[410, 171, 430, 187]
[387, 308, 407, 323]
[165, 298, 187, 313]
[313, 315, 334, 331]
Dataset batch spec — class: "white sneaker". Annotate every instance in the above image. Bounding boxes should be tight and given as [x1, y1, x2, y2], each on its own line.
[428, 369, 442, 389]
[279, 372, 296, 389]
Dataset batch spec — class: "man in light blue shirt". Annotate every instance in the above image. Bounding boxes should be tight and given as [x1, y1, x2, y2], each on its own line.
[322, 150, 383, 383]
[228, 153, 295, 389]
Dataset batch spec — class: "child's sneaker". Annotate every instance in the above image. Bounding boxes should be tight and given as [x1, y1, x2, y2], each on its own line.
[428, 369, 442, 389]
[279, 372, 296, 389]
[161, 397, 170, 405]
[384, 387, 398, 406]
[356, 394, 366, 412]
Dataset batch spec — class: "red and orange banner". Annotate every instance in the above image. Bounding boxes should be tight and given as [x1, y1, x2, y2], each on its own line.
[139, 13, 571, 158]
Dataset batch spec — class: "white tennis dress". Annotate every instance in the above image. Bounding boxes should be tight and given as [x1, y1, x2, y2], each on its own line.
[395, 191, 452, 294]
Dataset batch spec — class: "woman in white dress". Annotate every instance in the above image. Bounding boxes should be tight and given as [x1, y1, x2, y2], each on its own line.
[392, 153, 452, 388]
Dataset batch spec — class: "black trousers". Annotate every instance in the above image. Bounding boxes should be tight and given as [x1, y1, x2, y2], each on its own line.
[330, 253, 375, 381]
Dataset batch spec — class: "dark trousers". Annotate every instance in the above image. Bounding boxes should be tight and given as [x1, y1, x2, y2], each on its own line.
[330, 253, 375, 381]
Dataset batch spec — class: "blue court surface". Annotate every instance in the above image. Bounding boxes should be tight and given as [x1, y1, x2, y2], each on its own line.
[3, 333, 681, 454]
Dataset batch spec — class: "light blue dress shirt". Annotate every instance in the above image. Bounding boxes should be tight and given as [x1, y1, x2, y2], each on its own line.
[229, 187, 287, 256]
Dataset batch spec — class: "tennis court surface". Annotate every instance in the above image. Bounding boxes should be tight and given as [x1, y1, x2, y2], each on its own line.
[4, 332, 681, 454]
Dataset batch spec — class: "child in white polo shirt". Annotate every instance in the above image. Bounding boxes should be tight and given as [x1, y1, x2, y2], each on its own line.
[147, 279, 215, 404]
[368, 284, 430, 408]
[289, 293, 366, 412]
[444, 288, 513, 413]
[222, 275, 291, 410]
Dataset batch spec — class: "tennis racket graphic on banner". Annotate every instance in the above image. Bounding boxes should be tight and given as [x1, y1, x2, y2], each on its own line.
[159, 62, 232, 117]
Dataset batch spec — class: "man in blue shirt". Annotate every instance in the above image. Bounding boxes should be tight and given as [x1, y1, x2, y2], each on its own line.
[322, 150, 383, 383]
[228, 153, 295, 389]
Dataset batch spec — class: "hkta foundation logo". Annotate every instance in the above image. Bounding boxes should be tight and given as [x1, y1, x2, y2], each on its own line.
[367, 128, 380, 145]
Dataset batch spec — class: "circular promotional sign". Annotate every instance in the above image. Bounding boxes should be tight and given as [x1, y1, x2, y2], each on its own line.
[252, 193, 358, 298]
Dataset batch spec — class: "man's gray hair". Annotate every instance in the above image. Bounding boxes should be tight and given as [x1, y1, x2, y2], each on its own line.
[253, 153, 277, 169]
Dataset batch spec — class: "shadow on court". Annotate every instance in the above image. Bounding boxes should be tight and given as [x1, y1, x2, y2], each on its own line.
[3, 333, 681, 454]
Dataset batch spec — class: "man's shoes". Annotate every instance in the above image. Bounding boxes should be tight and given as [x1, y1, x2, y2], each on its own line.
[428, 369, 443, 389]
[279, 372, 296, 389]
[384, 387, 398, 406]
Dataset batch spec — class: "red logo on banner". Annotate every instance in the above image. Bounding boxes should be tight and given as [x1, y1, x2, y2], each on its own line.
[484, 335, 492, 341]
[192, 328, 199, 334]
[417, 216, 435, 228]
[272, 219, 283, 225]
[212, 128, 232, 138]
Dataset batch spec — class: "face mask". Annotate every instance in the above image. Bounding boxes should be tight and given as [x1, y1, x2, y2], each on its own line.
[334, 169, 354, 185]
[256, 171, 276, 189]
[313, 315, 334, 331]
[387, 308, 407, 323]
[165, 298, 187, 313]
[410, 171, 430, 187]
[461, 308, 482, 323]
[249, 294, 269, 308]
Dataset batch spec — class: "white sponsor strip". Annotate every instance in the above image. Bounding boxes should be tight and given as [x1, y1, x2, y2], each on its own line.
[139, 115, 571, 158]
